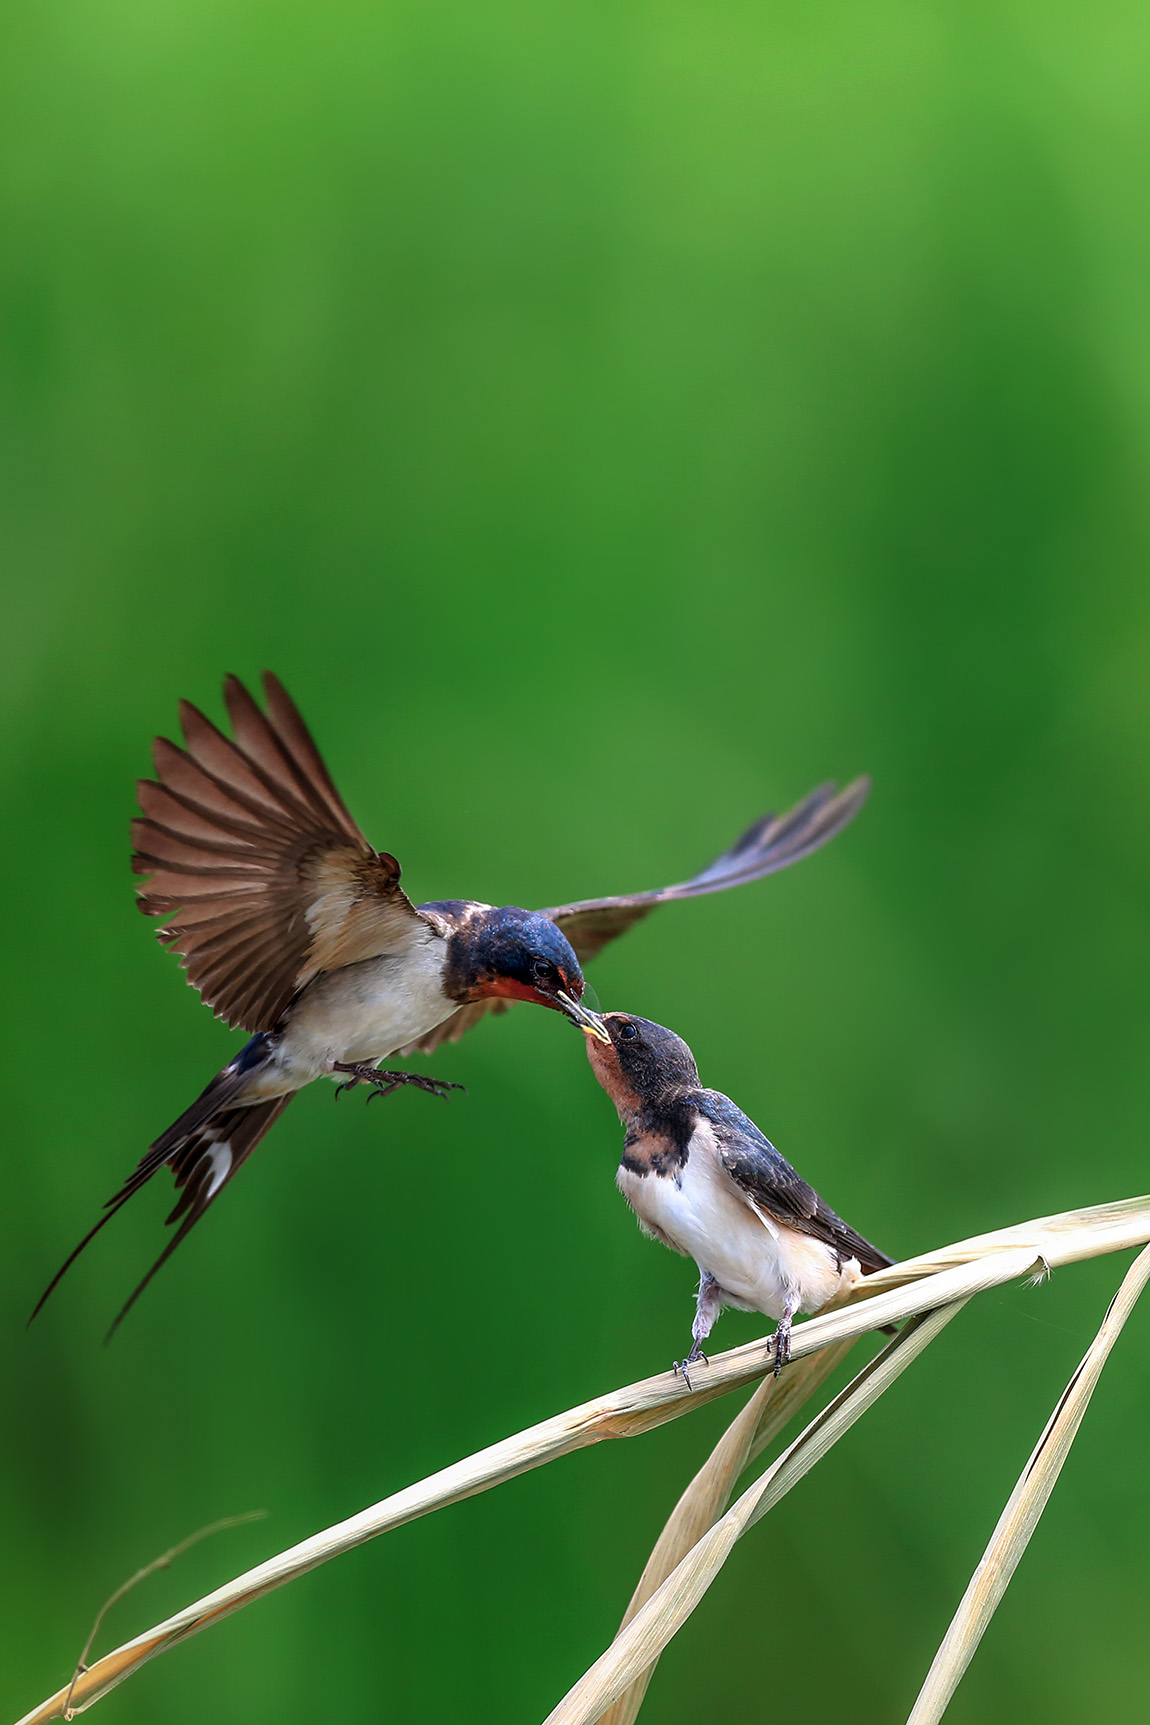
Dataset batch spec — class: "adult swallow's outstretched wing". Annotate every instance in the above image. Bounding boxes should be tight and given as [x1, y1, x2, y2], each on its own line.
[403, 776, 869, 1054]
[132, 672, 425, 1032]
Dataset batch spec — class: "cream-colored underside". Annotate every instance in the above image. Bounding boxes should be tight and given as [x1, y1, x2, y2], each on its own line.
[616, 1119, 861, 1321]
[250, 925, 456, 1094]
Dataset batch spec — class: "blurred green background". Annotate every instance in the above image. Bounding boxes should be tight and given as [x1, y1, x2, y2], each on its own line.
[4, 0, 1150, 1719]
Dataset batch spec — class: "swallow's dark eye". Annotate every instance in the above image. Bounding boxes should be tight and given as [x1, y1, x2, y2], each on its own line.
[532, 958, 556, 984]
[616, 1021, 638, 1042]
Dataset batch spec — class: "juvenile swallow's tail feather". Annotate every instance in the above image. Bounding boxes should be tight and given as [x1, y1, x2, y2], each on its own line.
[30, 1036, 289, 1334]
[833, 1223, 894, 1278]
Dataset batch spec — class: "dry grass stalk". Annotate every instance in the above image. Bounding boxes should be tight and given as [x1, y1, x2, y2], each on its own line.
[847, 1194, 1150, 1294]
[905, 1239, 1150, 1725]
[61, 1515, 264, 1721]
[598, 1338, 859, 1725]
[544, 1306, 964, 1725]
[12, 1196, 1149, 1725]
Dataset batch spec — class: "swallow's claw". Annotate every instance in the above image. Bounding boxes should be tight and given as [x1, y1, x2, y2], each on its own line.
[396, 1073, 467, 1100]
[331, 1064, 465, 1102]
[672, 1358, 694, 1392]
[366, 1083, 401, 1105]
[772, 1315, 793, 1377]
[422, 1077, 467, 1099]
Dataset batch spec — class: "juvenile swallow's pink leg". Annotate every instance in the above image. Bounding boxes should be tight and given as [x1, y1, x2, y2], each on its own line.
[674, 1271, 722, 1390]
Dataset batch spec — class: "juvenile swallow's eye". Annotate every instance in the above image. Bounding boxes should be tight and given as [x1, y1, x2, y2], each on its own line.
[616, 1021, 638, 1043]
[532, 958, 557, 985]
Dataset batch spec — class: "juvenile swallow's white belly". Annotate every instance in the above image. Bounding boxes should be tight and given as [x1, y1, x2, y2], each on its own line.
[270, 932, 455, 1085]
[616, 1122, 856, 1321]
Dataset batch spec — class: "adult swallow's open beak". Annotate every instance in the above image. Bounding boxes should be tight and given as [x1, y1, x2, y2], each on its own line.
[557, 990, 612, 1044]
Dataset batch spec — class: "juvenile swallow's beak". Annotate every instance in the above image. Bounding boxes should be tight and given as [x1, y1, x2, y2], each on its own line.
[557, 991, 612, 1044]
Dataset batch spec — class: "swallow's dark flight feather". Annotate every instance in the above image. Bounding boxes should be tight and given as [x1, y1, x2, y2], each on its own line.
[34, 674, 869, 1333]
[572, 1010, 892, 1382]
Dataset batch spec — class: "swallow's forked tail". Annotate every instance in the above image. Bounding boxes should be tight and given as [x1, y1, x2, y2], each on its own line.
[31, 1037, 291, 1339]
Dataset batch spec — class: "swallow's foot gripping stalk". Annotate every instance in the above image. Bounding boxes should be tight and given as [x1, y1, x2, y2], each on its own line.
[673, 1270, 721, 1390]
[772, 1308, 795, 1377]
[673, 1337, 711, 1393]
[331, 1063, 466, 1102]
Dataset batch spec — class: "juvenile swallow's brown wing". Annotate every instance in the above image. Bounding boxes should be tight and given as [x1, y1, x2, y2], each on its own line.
[543, 777, 870, 964]
[132, 673, 425, 1032]
[697, 1089, 892, 1275]
[401, 776, 870, 1056]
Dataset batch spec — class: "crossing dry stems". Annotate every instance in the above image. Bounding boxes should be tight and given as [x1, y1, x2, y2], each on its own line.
[904, 1239, 1150, 1725]
[12, 1195, 1150, 1725]
[561, 1236, 1150, 1724]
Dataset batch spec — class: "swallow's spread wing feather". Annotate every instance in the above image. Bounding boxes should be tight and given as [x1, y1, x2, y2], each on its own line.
[696, 1090, 891, 1274]
[132, 673, 425, 1033]
[402, 777, 870, 1055]
[541, 776, 870, 964]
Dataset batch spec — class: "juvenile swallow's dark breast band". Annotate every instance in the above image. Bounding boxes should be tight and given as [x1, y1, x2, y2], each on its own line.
[620, 1097, 696, 1178]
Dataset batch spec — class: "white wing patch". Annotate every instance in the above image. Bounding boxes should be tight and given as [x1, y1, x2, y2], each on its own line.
[203, 1139, 233, 1199]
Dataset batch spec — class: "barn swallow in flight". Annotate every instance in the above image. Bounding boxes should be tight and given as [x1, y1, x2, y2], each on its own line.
[33, 673, 869, 1334]
[572, 1010, 892, 1383]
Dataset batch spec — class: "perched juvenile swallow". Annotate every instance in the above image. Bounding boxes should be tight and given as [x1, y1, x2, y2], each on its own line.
[573, 1010, 892, 1382]
[35, 673, 869, 1333]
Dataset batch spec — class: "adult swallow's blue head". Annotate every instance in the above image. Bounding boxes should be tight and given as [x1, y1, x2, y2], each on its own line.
[440, 904, 586, 1014]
